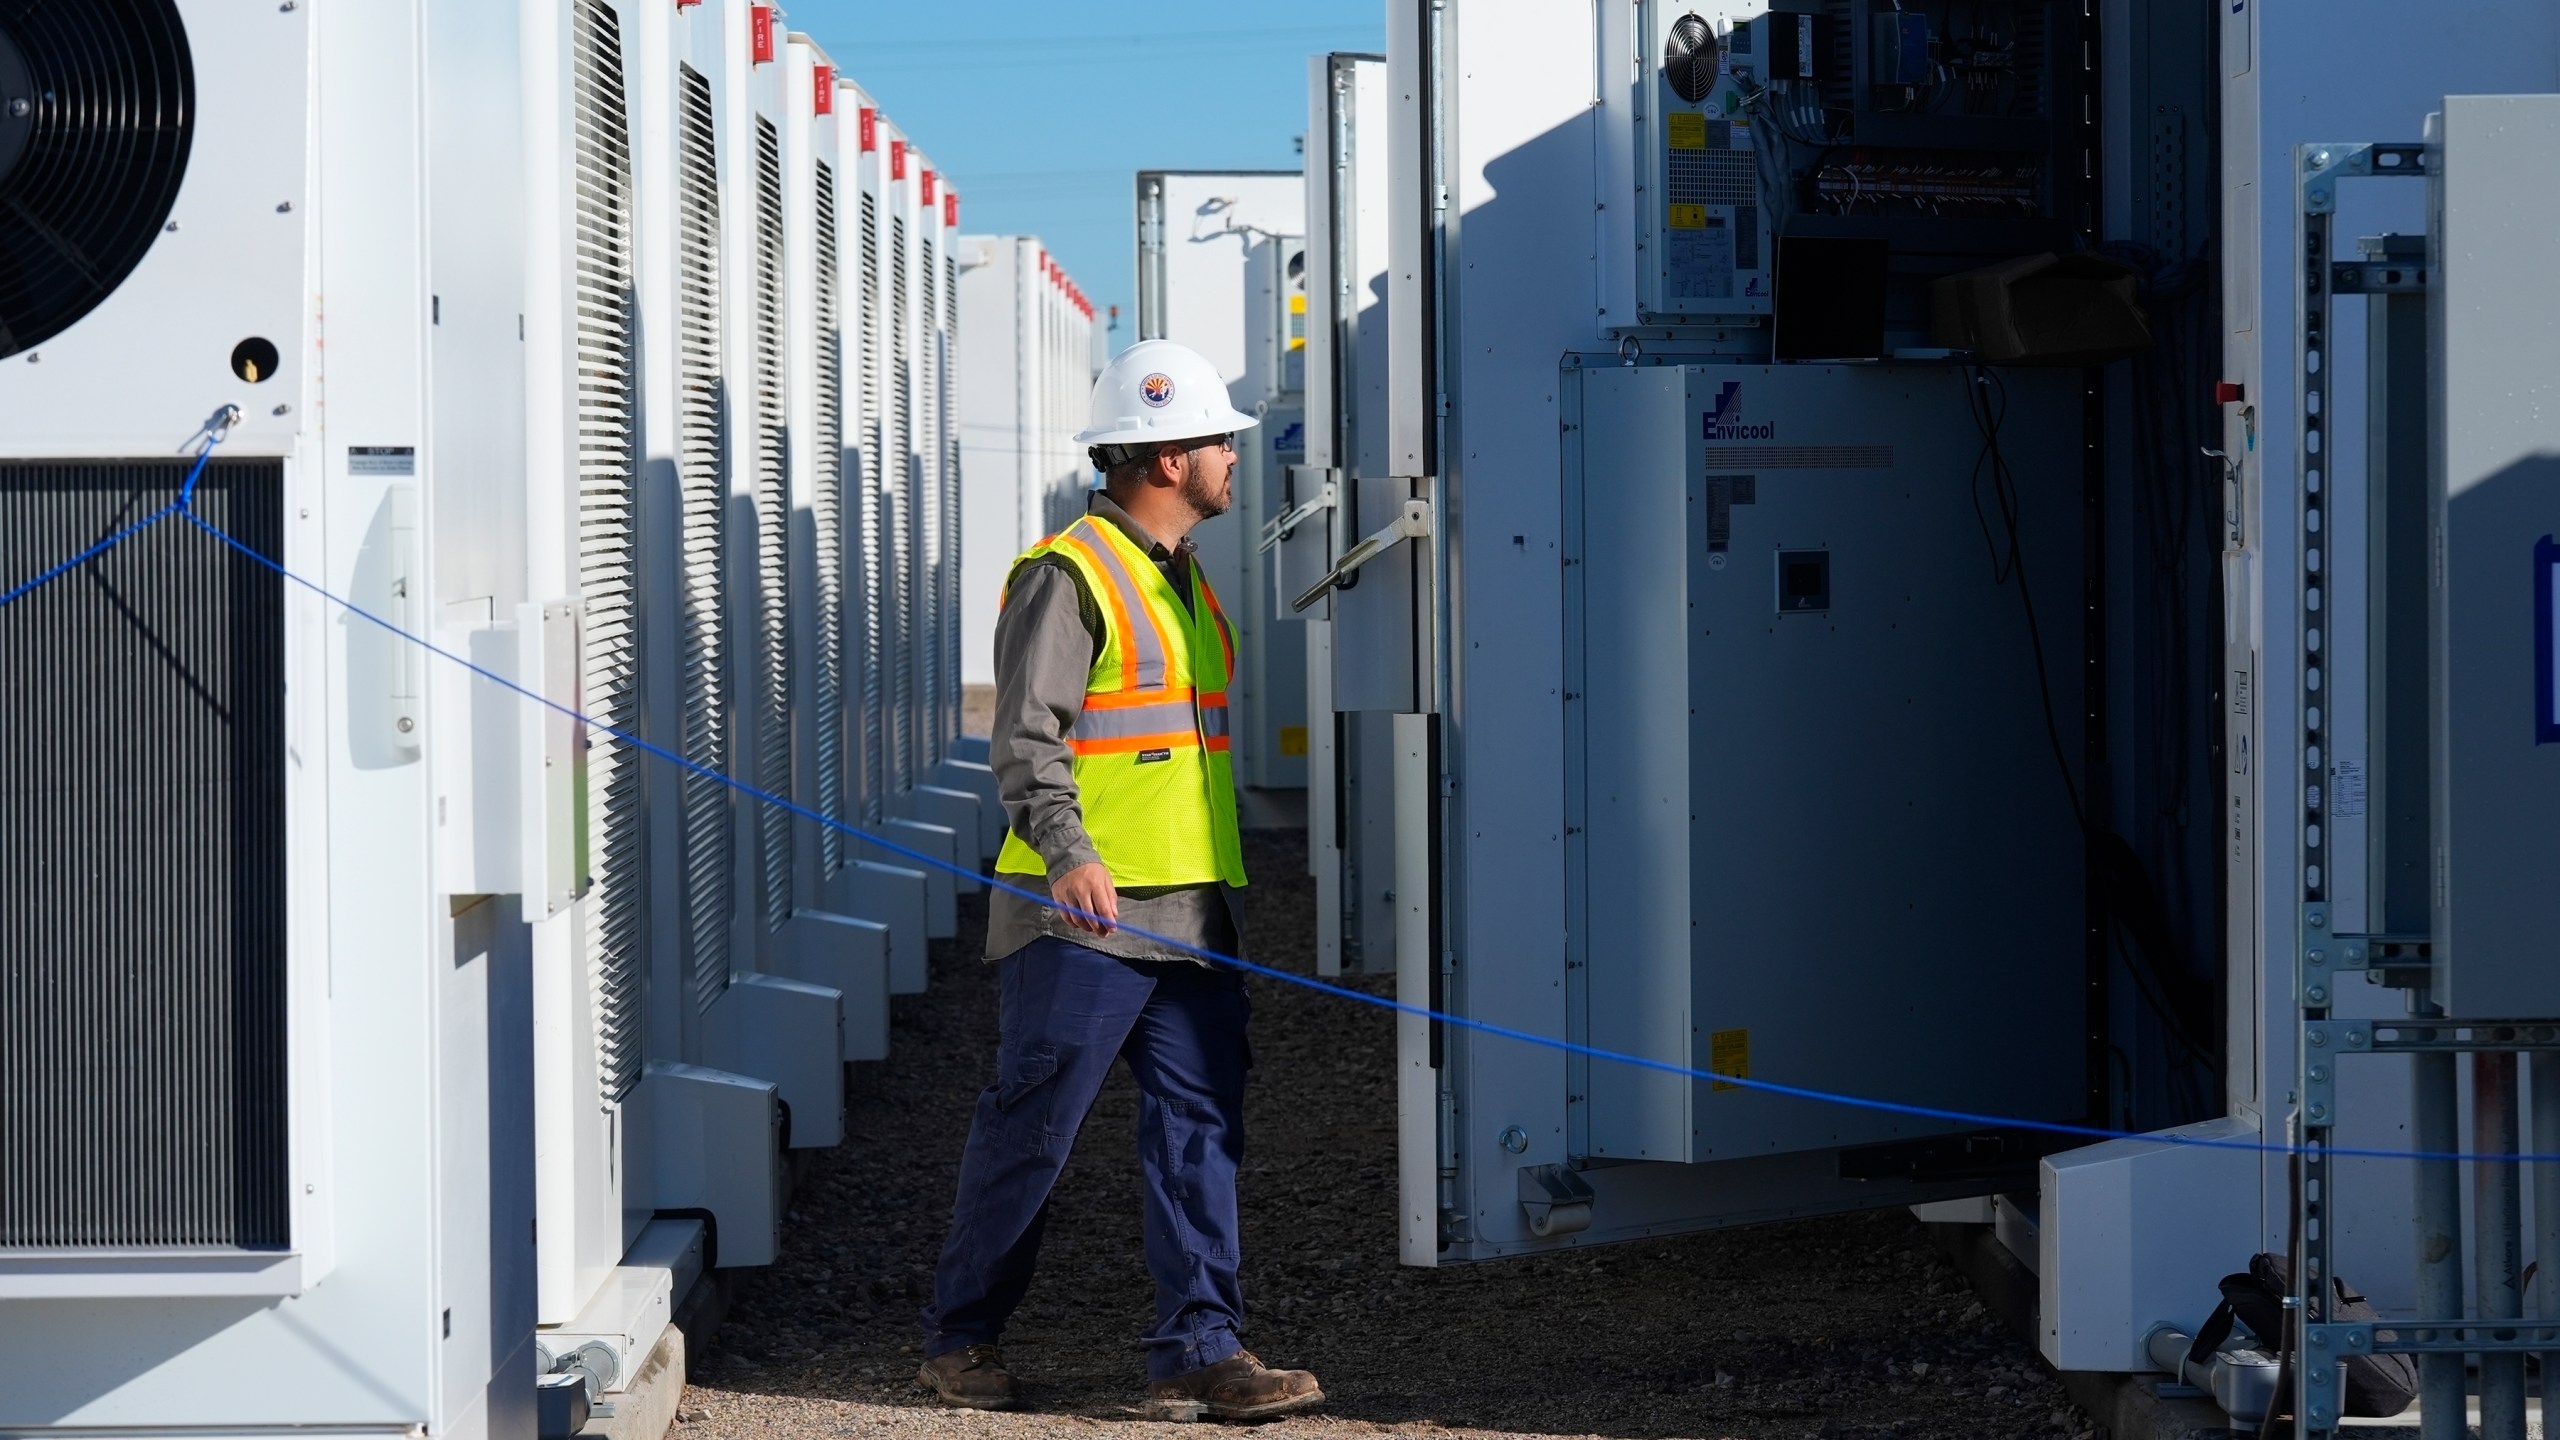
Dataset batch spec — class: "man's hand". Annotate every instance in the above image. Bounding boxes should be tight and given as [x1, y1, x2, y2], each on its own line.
[1050, 862, 1119, 936]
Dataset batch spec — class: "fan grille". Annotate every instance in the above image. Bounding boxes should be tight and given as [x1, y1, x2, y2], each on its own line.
[1663, 13, 1719, 105]
[0, 0, 194, 358]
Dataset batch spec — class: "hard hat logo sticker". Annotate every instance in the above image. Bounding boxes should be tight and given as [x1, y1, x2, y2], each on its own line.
[1139, 373, 1175, 408]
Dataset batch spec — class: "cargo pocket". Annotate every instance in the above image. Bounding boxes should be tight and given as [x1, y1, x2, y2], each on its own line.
[994, 1045, 1058, 1115]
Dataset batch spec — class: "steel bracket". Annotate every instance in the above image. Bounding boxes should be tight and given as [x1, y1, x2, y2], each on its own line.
[2299, 142, 2427, 213]
[1516, 1164, 1596, 1239]
[2330, 260, 2431, 295]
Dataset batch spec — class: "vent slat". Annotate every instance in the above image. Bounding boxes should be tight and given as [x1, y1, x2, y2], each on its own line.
[753, 118, 793, 932]
[858, 192, 886, 827]
[0, 461, 288, 1249]
[571, 0, 647, 1103]
[813, 161, 846, 874]
[889, 214, 912, 801]
[676, 63, 733, 1013]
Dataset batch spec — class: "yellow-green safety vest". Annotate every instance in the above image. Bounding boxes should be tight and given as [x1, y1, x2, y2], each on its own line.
[992, 514, 1249, 889]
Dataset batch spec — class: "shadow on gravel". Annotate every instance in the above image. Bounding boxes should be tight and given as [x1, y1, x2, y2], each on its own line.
[681, 831, 2096, 1440]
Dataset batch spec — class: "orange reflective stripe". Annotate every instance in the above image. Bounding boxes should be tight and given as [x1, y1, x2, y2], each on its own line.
[1055, 529, 1143, 692]
[1067, 731, 1204, 756]
[1063, 518, 1178, 691]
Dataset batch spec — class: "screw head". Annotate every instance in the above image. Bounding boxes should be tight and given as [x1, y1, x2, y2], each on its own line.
[396, 717, 416, 734]
[2308, 948, 2327, 965]
[7, 98, 28, 118]
[2308, 1103, 2328, 1121]
[2308, 986, 2330, 1005]
[2313, 149, 2334, 167]
[2309, 1065, 2328, 1082]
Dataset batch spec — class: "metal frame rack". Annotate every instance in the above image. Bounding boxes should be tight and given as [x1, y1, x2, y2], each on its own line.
[2289, 134, 2557, 1440]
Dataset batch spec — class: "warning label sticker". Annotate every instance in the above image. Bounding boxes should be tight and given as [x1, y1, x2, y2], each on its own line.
[1667, 111, 1708, 150]
[1708, 1028, 1749, 1093]
[349, 446, 416, 477]
[1279, 725, 1308, 757]
[1667, 203, 1709, 231]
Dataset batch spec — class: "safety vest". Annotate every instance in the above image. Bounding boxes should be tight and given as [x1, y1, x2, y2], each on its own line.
[992, 515, 1248, 889]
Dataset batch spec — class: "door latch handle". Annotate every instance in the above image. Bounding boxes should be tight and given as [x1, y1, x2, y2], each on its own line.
[1257, 477, 1338, 553]
[1292, 499, 1431, 613]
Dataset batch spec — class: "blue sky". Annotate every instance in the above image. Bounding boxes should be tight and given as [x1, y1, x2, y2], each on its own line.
[786, 2, 1385, 346]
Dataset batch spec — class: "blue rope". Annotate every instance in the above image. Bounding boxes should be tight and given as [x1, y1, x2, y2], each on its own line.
[0, 436, 225, 610]
[10, 486, 2554, 1167]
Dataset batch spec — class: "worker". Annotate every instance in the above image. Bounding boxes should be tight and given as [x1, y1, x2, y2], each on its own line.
[916, 339, 1324, 1422]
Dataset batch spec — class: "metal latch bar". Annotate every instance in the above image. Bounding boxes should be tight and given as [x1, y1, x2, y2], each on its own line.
[1257, 477, 1338, 553]
[1292, 498, 1432, 612]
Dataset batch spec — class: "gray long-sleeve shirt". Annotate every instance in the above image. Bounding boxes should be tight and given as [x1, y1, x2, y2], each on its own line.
[982, 495, 1244, 965]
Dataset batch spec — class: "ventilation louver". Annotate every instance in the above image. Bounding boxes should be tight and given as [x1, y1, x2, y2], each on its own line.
[751, 117, 791, 934]
[813, 161, 846, 875]
[888, 215, 913, 799]
[917, 238, 940, 771]
[674, 63, 733, 1013]
[1663, 13, 1720, 104]
[858, 191, 886, 826]
[0, 0, 193, 358]
[569, 0, 646, 1103]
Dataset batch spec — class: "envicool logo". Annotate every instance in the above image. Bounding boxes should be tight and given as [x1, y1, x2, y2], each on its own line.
[1703, 380, 1775, 441]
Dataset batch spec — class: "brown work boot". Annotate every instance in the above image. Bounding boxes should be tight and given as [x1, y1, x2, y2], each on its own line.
[1141, 1350, 1323, 1422]
[916, 1345, 1021, 1410]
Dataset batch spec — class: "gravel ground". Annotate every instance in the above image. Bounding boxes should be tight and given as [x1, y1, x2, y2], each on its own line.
[675, 822, 2092, 1440]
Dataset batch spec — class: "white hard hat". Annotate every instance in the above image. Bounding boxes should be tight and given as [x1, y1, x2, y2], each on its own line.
[1073, 339, 1260, 449]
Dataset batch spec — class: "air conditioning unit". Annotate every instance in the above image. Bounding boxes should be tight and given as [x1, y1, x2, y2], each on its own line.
[902, 150, 990, 873]
[668, 0, 843, 1153]
[864, 116, 964, 943]
[519, 0, 654, 1332]
[1234, 233, 1311, 792]
[0, 0, 541, 1431]
[830, 82, 937, 990]
[774, 30, 891, 1064]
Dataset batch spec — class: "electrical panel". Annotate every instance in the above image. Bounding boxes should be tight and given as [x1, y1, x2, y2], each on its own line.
[1636, 3, 1774, 321]
[1745, 0, 2081, 254]
[1638, 1, 2086, 333]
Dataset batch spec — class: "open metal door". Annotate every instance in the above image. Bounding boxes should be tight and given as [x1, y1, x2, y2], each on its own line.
[1375, 0, 2099, 1265]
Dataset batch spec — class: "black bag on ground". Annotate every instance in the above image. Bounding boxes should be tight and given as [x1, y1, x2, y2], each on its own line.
[2186, 1252, 2416, 1420]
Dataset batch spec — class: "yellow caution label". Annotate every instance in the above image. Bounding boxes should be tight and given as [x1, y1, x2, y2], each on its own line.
[1668, 111, 1708, 150]
[1667, 203, 1709, 231]
[1708, 1028, 1749, 1093]
[1280, 725, 1308, 757]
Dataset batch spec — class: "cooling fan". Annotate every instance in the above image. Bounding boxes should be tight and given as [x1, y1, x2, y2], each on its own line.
[0, 0, 194, 360]
[1663, 12, 1720, 104]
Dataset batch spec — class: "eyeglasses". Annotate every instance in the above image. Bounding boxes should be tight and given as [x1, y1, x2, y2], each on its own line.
[1181, 433, 1237, 453]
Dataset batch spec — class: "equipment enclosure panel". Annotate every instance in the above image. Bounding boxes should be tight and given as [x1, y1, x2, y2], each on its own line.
[1570, 362, 2087, 1166]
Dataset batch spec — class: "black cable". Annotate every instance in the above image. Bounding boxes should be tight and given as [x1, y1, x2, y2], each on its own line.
[1966, 359, 2226, 1129]
[1964, 362, 2086, 833]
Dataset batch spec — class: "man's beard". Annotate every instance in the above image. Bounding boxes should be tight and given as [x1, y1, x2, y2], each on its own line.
[1181, 452, 1231, 519]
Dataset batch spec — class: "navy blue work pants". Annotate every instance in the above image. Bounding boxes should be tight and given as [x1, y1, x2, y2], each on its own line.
[921, 935, 1252, 1381]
